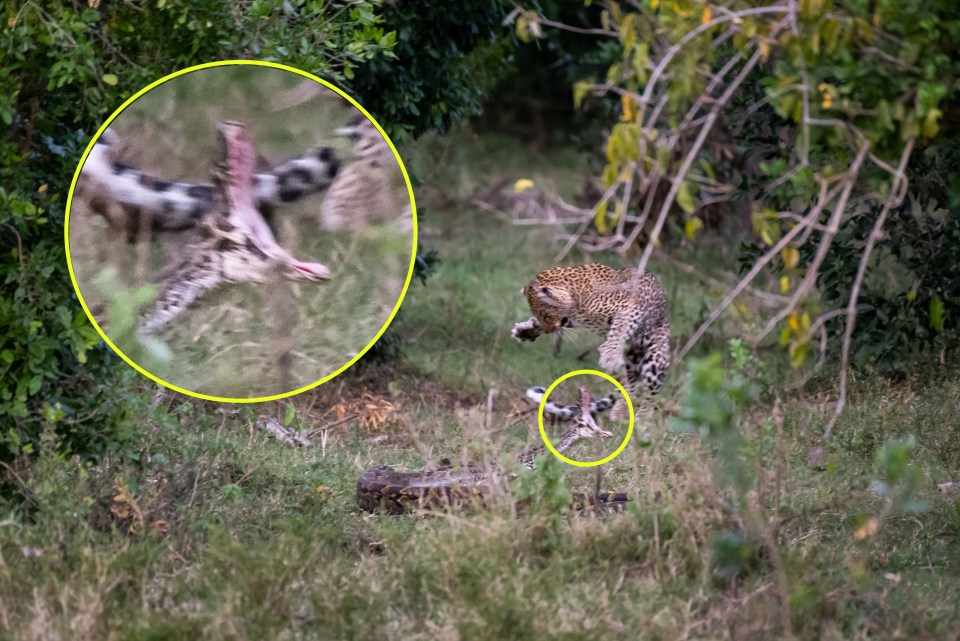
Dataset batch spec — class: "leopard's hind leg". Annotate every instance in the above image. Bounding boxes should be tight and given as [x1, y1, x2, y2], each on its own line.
[611, 323, 670, 422]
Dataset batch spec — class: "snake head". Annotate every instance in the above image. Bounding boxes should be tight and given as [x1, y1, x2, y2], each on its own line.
[575, 386, 613, 438]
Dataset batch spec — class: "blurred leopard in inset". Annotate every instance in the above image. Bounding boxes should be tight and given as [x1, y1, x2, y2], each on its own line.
[319, 115, 410, 232]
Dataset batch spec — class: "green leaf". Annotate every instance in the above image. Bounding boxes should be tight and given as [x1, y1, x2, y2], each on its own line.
[930, 295, 945, 332]
[698, 158, 715, 180]
[876, 100, 894, 132]
[922, 108, 941, 139]
[619, 13, 637, 49]
[901, 115, 919, 141]
[102, 73, 118, 86]
[821, 18, 840, 53]
[676, 181, 696, 214]
[899, 41, 920, 65]
[594, 200, 609, 233]
[655, 145, 671, 172]
[573, 79, 594, 110]
[684, 216, 703, 241]
[779, 326, 791, 347]
[789, 341, 809, 368]
[605, 62, 621, 84]
[632, 42, 649, 85]
[283, 402, 296, 427]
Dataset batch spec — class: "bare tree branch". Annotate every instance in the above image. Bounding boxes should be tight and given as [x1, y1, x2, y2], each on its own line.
[754, 140, 871, 342]
[677, 178, 848, 362]
[637, 49, 764, 276]
[637, 4, 791, 111]
[822, 139, 915, 440]
[537, 15, 617, 37]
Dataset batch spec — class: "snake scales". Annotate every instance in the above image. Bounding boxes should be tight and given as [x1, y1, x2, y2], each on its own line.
[357, 387, 631, 514]
[138, 121, 331, 335]
[80, 124, 341, 239]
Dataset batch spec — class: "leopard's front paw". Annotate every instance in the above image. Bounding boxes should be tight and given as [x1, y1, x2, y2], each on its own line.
[512, 318, 542, 342]
[598, 346, 625, 373]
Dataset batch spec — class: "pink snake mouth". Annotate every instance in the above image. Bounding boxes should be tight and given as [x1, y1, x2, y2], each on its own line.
[218, 121, 331, 282]
[290, 261, 331, 281]
[579, 386, 613, 437]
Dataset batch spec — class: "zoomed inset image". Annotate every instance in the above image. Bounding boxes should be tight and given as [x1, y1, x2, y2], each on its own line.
[67, 62, 415, 400]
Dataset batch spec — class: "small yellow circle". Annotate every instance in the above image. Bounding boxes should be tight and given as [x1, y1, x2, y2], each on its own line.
[537, 369, 634, 467]
[64, 60, 418, 404]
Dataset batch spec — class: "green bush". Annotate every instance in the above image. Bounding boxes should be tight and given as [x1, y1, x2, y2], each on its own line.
[480, 1, 621, 149]
[740, 141, 960, 375]
[0, 0, 512, 462]
[523, 0, 960, 377]
[348, 0, 516, 141]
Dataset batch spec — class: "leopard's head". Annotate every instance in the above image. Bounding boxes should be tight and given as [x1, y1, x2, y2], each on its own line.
[334, 115, 388, 164]
[521, 272, 578, 334]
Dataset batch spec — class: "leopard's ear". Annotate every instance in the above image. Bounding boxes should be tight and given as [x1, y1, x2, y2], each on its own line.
[536, 285, 573, 307]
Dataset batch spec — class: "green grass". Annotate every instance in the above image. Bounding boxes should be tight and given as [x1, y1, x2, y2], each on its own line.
[3, 131, 959, 640]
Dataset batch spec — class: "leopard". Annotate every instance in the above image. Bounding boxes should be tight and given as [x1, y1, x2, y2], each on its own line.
[318, 115, 410, 232]
[512, 263, 670, 418]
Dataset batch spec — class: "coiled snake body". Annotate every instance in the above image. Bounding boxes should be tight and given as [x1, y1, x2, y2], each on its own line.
[138, 121, 332, 334]
[357, 387, 630, 514]
[80, 125, 341, 237]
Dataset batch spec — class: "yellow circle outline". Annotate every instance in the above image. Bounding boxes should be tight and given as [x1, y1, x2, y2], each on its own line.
[64, 60, 418, 404]
[537, 369, 634, 467]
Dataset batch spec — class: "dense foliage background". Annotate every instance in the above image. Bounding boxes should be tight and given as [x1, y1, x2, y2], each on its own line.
[509, 0, 960, 383]
[0, 0, 514, 460]
[1, 3, 958, 639]
[3, 0, 955, 466]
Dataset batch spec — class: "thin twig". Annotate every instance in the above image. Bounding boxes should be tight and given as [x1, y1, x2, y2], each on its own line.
[537, 15, 617, 36]
[614, 167, 635, 242]
[637, 49, 764, 276]
[823, 139, 914, 440]
[791, 323, 829, 389]
[549, 173, 630, 260]
[754, 140, 870, 342]
[656, 249, 790, 308]
[677, 178, 847, 361]
[485, 388, 496, 432]
[306, 413, 358, 438]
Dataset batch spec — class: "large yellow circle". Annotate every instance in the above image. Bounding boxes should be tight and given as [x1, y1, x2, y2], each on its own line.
[64, 60, 417, 403]
[537, 369, 634, 467]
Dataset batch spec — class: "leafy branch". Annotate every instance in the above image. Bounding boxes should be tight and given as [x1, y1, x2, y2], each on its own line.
[506, 0, 956, 436]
